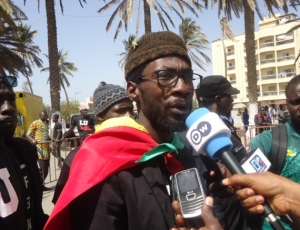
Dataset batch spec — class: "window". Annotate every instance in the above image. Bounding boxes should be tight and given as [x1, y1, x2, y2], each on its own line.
[282, 53, 289, 57]
[267, 70, 274, 75]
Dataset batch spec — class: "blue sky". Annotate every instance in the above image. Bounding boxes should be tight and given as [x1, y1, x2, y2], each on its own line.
[15, 1, 297, 105]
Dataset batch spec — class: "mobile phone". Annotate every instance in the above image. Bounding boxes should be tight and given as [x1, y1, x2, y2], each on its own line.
[172, 168, 205, 228]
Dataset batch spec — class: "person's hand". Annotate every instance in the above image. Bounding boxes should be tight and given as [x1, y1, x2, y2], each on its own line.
[170, 197, 223, 230]
[216, 163, 232, 179]
[32, 140, 38, 145]
[222, 172, 292, 216]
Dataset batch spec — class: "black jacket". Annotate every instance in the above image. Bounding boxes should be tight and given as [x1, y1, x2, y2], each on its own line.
[68, 145, 196, 230]
[0, 138, 48, 230]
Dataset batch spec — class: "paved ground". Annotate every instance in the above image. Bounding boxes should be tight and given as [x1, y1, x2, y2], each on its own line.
[42, 143, 75, 215]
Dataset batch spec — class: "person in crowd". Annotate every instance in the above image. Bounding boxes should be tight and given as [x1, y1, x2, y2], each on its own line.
[26, 111, 52, 191]
[242, 108, 249, 131]
[62, 105, 95, 141]
[45, 31, 199, 230]
[222, 172, 300, 227]
[254, 106, 271, 134]
[264, 105, 270, 117]
[52, 81, 134, 204]
[277, 104, 285, 124]
[246, 74, 300, 230]
[0, 75, 48, 229]
[52, 114, 64, 169]
[269, 105, 276, 123]
[178, 75, 259, 230]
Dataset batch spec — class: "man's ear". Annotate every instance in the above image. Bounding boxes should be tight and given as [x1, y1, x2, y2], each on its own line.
[127, 81, 140, 102]
[215, 95, 222, 105]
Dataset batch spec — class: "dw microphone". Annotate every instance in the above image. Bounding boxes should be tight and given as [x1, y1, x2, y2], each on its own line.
[185, 108, 285, 230]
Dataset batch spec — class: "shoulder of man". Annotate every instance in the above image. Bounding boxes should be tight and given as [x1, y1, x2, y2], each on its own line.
[246, 130, 273, 157]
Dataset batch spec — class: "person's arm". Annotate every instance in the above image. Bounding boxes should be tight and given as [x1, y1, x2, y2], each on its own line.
[26, 121, 38, 144]
[266, 115, 272, 124]
[171, 197, 224, 230]
[254, 115, 261, 125]
[222, 172, 300, 218]
[62, 125, 75, 140]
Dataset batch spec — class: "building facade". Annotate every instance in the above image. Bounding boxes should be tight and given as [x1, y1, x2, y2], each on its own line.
[212, 13, 300, 107]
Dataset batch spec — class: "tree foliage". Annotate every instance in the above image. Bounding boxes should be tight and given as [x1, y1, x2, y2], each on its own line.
[60, 100, 80, 121]
[117, 34, 137, 69]
[98, 0, 204, 40]
[179, 18, 211, 71]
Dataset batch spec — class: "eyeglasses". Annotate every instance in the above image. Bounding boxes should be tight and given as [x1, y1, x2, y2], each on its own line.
[0, 76, 18, 88]
[137, 70, 203, 90]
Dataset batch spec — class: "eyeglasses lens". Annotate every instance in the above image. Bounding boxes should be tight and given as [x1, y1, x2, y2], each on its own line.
[0, 76, 18, 88]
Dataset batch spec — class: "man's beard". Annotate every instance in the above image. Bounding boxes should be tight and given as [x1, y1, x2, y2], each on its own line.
[140, 91, 192, 133]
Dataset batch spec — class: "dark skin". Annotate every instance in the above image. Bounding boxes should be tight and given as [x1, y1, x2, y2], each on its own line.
[171, 198, 223, 230]
[0, 79, 17, 141]
[96, 98, 134, 122]
[127, 56, 193, 144]
[286, 83, 300, 133]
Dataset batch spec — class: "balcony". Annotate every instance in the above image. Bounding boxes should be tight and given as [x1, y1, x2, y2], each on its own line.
[260, 42, 274, 49]
[228, 66, 235, 70]
[232, 95, 238, 99]
[277, 55, 295, 62]
[227, 51, 235, 56]
[279, 89, 285, 94]
[276, 39, 294, 46]
[261, 74, 276, 80]
[262, 91, 277, 96]
[261, 58, 275, 65]
[230, 80, 236, 84]
[278, 72, 296, 78]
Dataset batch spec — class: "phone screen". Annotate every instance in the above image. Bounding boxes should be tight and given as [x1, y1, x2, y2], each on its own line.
[177, 170, 200, 193]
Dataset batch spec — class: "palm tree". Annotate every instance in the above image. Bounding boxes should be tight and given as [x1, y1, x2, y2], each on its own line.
[41, 50, 78, 116]
[220, 17, 235, 78]
[0, 1, 29, 76]
[25, 0, 86, 112]
[117, 34, 137, 69]
[202, 0, 297, 126]
[15, 23, 43, 94]
[179, 18, 211, 71]
[98, 0, 204, 40]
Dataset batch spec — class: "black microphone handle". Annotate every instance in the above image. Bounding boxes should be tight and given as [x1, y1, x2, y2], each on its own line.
[219, 150, 286, 230]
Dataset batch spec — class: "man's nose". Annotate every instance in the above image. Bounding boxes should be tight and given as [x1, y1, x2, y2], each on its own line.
[171, 77, 191, 95]
[1, 101, 15, 115]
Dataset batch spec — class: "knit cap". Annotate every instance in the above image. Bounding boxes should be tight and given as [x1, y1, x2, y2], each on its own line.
[93, 82, 129, 116]
[125, 31, 191, 79]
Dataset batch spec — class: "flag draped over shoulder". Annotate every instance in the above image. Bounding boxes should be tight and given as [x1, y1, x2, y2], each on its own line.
[44, 117, 184, 230]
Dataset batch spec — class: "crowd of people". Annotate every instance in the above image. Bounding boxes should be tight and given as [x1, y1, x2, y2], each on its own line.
[1, 31, 300, 230]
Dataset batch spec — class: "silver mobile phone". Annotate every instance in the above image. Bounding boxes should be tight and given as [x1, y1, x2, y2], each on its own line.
[172, 168, 205, 228]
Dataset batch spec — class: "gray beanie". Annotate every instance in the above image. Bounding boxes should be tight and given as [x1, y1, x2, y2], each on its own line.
[93, 81, 129, 116]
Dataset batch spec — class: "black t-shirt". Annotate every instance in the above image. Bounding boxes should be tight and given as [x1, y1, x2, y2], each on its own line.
[53, 122, 62, 139]
[72, 116, 95, 138]
[0, 138, 47, 230]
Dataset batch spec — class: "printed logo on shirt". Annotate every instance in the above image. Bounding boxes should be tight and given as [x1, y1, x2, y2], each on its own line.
[287, 148, 297, 157]
[0, 168, 19, 217]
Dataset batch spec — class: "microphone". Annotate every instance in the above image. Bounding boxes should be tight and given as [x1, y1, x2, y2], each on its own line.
[185, 108, 285, 230]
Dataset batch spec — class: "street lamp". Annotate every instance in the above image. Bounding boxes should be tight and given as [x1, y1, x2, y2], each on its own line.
[75, 91, 81, 105]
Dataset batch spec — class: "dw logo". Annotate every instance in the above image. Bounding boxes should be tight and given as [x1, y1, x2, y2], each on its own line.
[190, 121, 212, 145]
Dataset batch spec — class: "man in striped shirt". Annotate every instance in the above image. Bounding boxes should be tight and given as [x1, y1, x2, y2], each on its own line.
[26, 111, 52, 191]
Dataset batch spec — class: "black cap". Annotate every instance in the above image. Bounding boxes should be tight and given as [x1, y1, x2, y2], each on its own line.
[196, 75, 240, 100]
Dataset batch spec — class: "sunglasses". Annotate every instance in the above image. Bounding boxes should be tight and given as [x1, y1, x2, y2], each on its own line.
[0, 76, 18, 88]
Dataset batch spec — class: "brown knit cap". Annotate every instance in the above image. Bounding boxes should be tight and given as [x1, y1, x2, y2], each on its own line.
[125, 31, 191, 79]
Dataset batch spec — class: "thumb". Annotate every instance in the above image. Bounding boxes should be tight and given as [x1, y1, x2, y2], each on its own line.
[201, 197, 223, 230]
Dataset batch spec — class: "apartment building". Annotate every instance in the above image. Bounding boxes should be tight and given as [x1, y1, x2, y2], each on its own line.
[211, 13, 300, 106]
